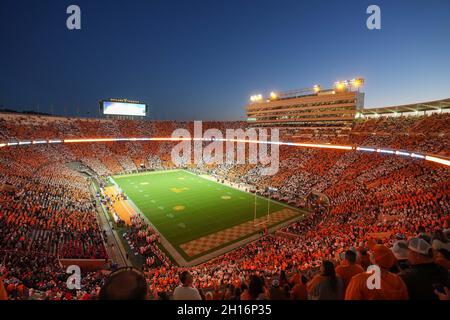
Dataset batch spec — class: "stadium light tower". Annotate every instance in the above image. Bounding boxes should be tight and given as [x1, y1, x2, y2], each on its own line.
[335, 82, 345, 91]
[270, 91, 278, 100]
[250, 94, 263, 103]
[334, 78, 364, 92]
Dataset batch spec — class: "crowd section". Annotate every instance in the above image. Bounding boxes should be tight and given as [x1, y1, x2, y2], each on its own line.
[351, 113, 450, 157]
[0, 112, 449, 300]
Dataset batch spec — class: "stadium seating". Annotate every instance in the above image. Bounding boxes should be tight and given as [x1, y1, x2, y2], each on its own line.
[0, 112, 449, 300]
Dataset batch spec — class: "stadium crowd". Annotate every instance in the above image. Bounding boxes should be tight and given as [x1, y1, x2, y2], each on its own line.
[0, 112, 449, 300]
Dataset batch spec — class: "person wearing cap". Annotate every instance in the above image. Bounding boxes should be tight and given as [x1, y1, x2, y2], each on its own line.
[399, 237, 450, 300]
[417, 226, 430, 240]
[433, 248, 450, 271]
[345, 244, 409, 300]
[98, 267, 148, 300]
[336, 249, 365, 291]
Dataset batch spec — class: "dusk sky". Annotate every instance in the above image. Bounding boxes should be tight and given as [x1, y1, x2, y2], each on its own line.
[1, 0, 450, 120]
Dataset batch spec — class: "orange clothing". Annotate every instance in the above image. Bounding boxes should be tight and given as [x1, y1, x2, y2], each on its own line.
[345, 271, 408, 300]
[291, 282, 308, 300]
[289, 273, 300, 285]
[306, 274, 326, 293]
[240, 290, 251, 300]
[336, 263, 365, 290]
[0, 278, 8, 300]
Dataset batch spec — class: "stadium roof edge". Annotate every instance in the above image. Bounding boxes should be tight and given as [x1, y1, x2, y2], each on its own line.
[360, 98, 450, 115]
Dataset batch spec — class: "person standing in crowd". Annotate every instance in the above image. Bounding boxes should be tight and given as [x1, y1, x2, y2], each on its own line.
[246, 275, 267, 300]
[336, 249, 365, 291]
[290, 275, 308, 300]
[173, 271, 202, 300]
[431, 231, 450, 270]
[307, 260, 344, 300]
[399, 238, 450, 300]
[345, 244, 409, 300]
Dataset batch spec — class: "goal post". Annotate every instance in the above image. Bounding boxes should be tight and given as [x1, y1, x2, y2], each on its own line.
[253, 187, 277, 227]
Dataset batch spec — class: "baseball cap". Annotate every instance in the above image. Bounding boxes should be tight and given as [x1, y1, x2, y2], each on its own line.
[408, 237, 432, 256]
[371, 244, 396, 269]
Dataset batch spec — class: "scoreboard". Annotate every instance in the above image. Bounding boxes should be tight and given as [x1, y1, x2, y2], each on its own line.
[100, 99, 147, 117]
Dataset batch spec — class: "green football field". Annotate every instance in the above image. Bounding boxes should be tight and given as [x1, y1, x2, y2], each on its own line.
[112, 170, 305, 262]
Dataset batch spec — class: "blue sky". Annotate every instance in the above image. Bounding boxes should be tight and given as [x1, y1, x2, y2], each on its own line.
[1, 0, 449, 120]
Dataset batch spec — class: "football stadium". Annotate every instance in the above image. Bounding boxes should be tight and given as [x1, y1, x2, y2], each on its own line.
[0, 0, 450, 308]
[110, 170, 305, 264]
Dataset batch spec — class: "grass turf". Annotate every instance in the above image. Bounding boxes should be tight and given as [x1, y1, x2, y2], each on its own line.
[112, 170, 304, 261]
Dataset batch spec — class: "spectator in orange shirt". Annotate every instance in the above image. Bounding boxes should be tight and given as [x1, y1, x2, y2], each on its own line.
[290, 275, 308, 300]
[345, 245, 409, 300]
[0, 277, 8, 300]
[336, 250, 364, 290]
